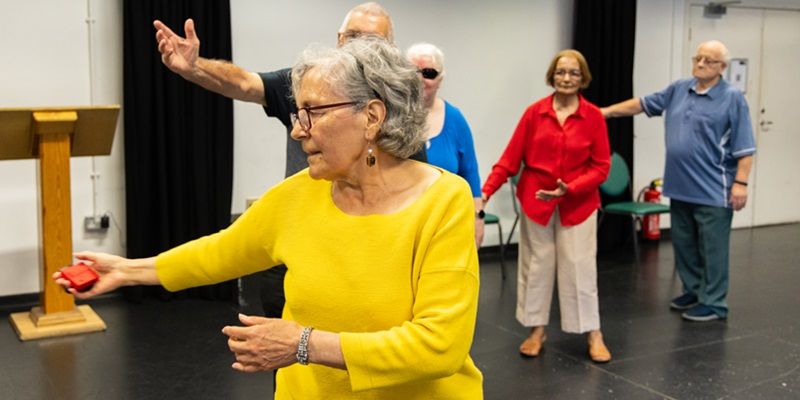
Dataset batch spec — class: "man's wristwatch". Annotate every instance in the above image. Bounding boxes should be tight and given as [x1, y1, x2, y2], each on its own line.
[476, 210, 485, 220]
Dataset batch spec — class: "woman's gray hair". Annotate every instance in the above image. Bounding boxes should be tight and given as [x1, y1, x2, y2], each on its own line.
[291, 36, 426, 159]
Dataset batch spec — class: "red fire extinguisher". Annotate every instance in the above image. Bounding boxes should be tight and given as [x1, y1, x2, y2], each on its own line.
[640, 179, 663, 240]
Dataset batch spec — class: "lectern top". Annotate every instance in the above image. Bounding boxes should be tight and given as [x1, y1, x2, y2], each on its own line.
[0, 105, 120, 160]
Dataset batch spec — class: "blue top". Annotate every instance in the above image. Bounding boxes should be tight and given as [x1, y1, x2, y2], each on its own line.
[641, 78, 756, 208]
[426, 101, 481, 197]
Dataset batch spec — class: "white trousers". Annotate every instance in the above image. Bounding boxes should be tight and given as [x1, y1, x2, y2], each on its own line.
[516, 208, 600, 333]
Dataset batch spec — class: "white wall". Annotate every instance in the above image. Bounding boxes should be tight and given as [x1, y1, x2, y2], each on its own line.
[0, 0, 125, 296]
[0, 0, 572, 297]
[228, 0, 574, 246]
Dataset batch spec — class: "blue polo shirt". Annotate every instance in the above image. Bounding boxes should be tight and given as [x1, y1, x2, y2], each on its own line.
[641, 78, 756, 208]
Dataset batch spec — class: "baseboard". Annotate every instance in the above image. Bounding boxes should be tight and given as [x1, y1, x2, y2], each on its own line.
[0, 293, 40, 314]
[479, 243, 519, 258]
[0, 292, 119, 314]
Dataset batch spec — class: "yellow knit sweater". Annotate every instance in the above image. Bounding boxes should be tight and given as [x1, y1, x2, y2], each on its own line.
[156, 168, 483, 399]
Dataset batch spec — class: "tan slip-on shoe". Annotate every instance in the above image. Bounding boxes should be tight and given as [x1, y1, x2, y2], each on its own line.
[588, 339, 612, 363]
[519, 334, 547, 357]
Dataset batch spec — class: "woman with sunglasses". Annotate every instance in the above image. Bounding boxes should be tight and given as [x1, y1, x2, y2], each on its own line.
[55, 37, 483, 399]
[482, 49, 612, 363]
[406, 43, 484, 246]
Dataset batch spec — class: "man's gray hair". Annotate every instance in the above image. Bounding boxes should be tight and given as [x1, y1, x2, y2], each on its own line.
[291, 36, 426, 159]
[406, 42, 445, 71]
[698, 40, 731, 65]
[340, 2, 394, 42]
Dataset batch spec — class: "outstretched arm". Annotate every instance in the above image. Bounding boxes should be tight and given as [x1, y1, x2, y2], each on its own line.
[53, 252, 159, 299]
[154, 19, 266, 105]
[601, 98, 643, 119]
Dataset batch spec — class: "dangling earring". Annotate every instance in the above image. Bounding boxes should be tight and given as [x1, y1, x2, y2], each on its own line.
[366, 145, 376, 167]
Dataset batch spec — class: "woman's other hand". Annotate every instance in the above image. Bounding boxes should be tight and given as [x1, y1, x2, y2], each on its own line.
[222, 314, 304, 372]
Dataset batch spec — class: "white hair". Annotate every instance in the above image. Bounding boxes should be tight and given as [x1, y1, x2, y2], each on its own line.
[697, 40, 731, 65]
[406, 42, 445, 71]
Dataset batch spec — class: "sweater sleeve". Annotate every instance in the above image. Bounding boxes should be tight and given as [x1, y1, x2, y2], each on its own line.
[155, 183, 284, 291]
[449, 105, 482, 197]
[339, 179, 480, 392]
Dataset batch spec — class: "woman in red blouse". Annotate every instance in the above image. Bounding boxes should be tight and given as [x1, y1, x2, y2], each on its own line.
[482, 49, 611, 363]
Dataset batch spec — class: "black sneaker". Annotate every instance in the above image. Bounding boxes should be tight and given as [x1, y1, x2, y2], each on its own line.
[669, 293, 698, 310]
[682, 305, 722, 322]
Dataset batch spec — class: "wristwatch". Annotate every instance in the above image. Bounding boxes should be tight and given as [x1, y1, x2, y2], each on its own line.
[476, 210, 485, 220]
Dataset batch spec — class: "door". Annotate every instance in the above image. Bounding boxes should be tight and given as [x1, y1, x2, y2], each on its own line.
[753, 10, 800, 225]
[688, 5, 800, 227]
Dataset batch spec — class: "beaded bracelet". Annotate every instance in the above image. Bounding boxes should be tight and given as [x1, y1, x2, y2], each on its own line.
[296, 326, 314, 365]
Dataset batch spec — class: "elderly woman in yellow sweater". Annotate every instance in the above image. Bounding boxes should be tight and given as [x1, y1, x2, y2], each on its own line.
[54, 36, 483, 399]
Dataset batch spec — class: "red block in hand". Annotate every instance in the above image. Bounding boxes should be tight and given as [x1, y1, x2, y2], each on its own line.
[61, 263, 99, 293]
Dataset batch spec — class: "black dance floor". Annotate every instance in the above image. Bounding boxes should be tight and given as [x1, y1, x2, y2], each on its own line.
[1, 223, 798, 399]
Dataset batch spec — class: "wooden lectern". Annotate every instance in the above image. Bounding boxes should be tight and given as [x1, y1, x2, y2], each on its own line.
[1, 106, 119, 340]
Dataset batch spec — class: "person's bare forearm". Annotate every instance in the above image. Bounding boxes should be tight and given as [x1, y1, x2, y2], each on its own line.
[308, 330, 346, 369]
[735, 155, 753, 183]
[119, 257, 161, 286]
[186, 58, 266, 105]
[601, 98, 643, 119]
[473, 197, 483, 214]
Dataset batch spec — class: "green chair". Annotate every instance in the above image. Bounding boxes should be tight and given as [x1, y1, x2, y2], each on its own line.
[599, 152, 670, 258]
[483, 211, 506, 280]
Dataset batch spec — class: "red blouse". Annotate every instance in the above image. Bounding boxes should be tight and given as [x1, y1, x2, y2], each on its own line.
[482, 94, 610, 227]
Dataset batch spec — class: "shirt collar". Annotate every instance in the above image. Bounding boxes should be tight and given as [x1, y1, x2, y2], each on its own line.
[689, 76, 727, 99]
[539, 93, 588, 119]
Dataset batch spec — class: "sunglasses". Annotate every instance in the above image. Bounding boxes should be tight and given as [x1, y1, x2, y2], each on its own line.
[418, 68, 440, 80]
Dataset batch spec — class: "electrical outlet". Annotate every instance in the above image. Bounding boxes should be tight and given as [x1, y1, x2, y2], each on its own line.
[84, 215, 109, 232]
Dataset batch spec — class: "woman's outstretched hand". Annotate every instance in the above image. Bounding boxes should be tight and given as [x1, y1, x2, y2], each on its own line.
[53, 251, 132, 299]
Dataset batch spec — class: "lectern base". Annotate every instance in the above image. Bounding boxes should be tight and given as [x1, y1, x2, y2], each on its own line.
[9, 305, 106, 341]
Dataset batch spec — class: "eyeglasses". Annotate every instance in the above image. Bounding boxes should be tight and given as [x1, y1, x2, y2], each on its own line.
[554, 69, 582, 78]
[692, 56, 723, 66]
[290, 101, 360, 131]
[338, 30, 365, 42]
[417, 68, 440, 80]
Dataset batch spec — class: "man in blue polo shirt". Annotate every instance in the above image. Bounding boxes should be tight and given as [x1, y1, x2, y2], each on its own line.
[601, 40, 755, 322]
